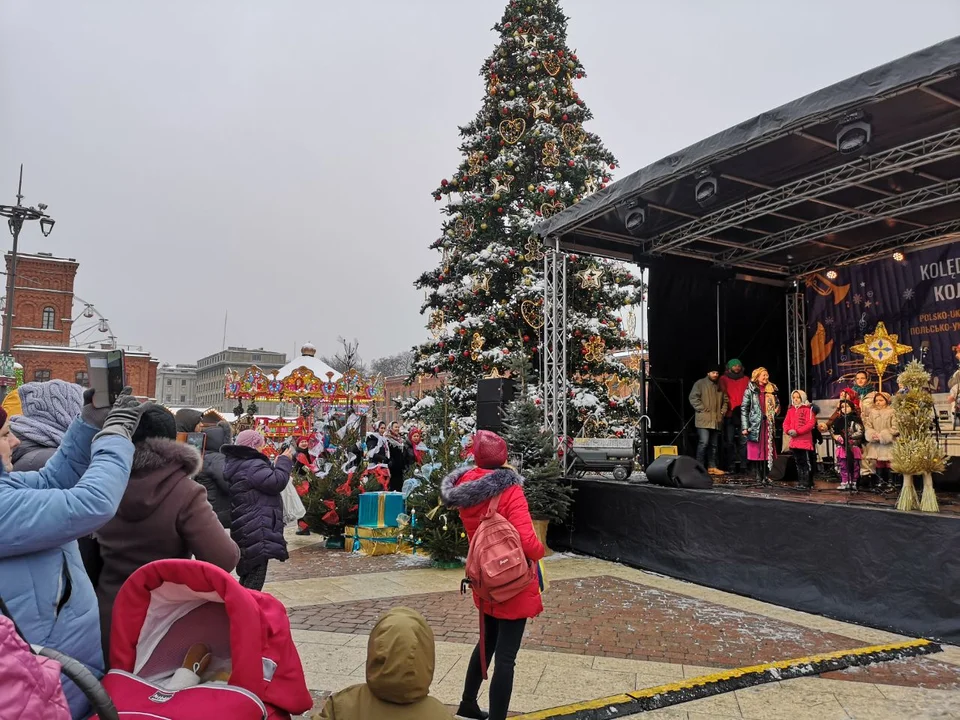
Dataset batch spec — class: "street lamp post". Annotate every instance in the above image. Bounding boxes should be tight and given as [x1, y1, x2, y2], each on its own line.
[0, 165, 55, 386]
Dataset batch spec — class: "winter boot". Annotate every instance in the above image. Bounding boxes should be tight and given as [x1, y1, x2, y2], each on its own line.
[797, 467, 811, 491]
[456, 701, 490, 720]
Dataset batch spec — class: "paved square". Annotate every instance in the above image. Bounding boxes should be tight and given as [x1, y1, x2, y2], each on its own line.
[270, 531, 960, 718]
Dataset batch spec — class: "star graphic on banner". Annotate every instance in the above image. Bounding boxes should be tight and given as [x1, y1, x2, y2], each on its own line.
[903, 288, 915, 300]
[850, 322, 913, 379]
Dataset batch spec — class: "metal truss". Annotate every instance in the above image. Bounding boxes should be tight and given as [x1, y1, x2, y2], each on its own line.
[786, 292, 807, 396]
[722, 178, 960, 264]
[790, 218, 960, 277]
[651, 127, 960, 255]
[542, 244, 569, 464]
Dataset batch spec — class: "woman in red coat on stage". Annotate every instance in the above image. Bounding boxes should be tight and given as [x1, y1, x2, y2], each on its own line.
[441, 430, 544, 720]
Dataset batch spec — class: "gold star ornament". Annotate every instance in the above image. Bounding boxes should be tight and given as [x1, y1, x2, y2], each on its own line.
[850, 322, 913, 381]
[577, 267, 604, 289]
[529, 93, 555, 120]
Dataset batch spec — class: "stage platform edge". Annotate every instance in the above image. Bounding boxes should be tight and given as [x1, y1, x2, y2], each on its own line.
[547, 480, 960, 645]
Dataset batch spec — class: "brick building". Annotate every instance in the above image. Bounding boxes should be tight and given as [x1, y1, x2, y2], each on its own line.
[376, 373, 447, 425]
[5, 252, 158, 396]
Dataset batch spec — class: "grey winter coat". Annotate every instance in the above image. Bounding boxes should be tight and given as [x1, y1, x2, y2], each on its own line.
[689, 377, 728, 430]
[196, 424, 232, 528]
[11, 437, 57, 473]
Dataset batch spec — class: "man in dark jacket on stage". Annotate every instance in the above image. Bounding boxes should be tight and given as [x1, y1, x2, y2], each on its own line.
[689, 366, 728, 476]
[719, 359, 749, 474]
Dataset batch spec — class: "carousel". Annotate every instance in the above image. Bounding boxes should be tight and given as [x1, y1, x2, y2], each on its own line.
[223, 343, 385, 443]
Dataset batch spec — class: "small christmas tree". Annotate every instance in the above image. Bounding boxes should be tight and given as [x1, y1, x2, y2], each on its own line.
[503, 396, 573, 524]
[405, 386, 471, 565]
[892, 360, 945, 512]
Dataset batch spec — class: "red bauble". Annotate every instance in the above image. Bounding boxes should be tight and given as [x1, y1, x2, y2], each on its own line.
[571, 54, 578, 60]
[523, 335, 530, 342]
[463, 350, 470, 357]
[535, 211, 542, 217]
[458, 328, 466, 336]
[438, 275, 445, 281]
[576, 73, 583, 79]
[609, 400, 617, 408]
[509, 249, 516, 256]
[433, 366, 440, 373]
[497, 207, 504, 213]
[547, 188, 556, 197]
[500, 140, 505, 146]
[562, 114, 568, 121]
[441, 179, 449, 186]
[609, 163, 616, 170]
[538, 185, 546, 193]
[557, 50, 564, 57]
[448, 355, 455, 362]
[434, 195, 441, 201]
[603, 177, 610, 182]
[549, 34, 555, 40]
[503, 349, 510, 355]
[488, 316, 495, 322]
[531, 50, 539, 57]
[568, 160, 575, 167]
[438, 341, 445, 348]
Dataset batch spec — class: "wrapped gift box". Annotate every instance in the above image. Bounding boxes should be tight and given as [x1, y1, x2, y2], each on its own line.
[359, 491, 405, 528]
[344, 525, 412, 556]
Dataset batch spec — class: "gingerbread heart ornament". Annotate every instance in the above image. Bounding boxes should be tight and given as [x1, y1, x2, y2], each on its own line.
[499, 118, 527, 145]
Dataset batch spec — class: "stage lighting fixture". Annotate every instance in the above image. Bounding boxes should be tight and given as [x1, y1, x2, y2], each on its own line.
[835, 111, 872, 155]
[893, 250, 905, 262]
[826, 269, 838, 280]
[694, 169, 718, 207]
[622, 197, 647, 235]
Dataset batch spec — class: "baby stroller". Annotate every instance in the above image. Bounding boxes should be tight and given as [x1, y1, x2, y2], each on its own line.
[93, 559, 312, 720]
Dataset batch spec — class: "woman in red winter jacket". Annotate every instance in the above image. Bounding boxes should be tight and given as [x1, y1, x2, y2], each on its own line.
[782, 389, 817, 490]
[441, 430, 544, 720]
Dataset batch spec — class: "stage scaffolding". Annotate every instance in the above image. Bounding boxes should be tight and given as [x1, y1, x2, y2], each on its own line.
[786, 291, 807, 396]
[542, 242, 568, 460]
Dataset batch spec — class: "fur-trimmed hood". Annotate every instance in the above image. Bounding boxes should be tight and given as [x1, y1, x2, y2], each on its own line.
[117, 438, 202, 521]
[440, 465, 523, 509]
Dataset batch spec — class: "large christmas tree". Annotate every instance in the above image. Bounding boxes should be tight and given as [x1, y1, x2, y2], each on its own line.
[409, 0, 644, 434]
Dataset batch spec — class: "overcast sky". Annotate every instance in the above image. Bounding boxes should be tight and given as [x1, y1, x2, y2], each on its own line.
[1, 1, 957, 366]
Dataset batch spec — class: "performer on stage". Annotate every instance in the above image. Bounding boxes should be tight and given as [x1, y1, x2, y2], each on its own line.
[948, 345, 960, 429]
[741, 367, 780, 485]
[863, 391, 897, 489]
[831, 397, 864, 491]
[719, 359, 749, 474]
[783, 390, 816, 490]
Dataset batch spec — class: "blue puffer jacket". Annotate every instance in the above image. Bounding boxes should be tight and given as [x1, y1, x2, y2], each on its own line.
[223, 445, 291, 576]
[0, 418, 134, 720]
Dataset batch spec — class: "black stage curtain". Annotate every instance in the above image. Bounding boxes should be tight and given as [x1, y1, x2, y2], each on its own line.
[647, 261, 787, 452]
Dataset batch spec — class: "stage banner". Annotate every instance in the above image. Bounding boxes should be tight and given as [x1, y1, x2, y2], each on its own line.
[805, 242, 960, 400]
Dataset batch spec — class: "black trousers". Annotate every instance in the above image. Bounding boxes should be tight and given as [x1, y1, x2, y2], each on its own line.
[462, 615, 526, 720]
[239, 561, 269, 591]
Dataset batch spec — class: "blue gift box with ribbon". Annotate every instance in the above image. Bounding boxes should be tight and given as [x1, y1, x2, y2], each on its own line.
[359, 491, 405, 528]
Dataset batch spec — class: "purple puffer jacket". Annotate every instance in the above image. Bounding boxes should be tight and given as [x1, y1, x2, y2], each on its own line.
[0, 615, 71, 720]
[223, 446, 292, 575]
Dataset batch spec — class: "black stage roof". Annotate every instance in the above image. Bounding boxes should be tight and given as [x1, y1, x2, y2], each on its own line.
[534, 36, 960, 279]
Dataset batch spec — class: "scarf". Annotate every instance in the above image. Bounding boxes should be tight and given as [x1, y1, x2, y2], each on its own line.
[724, 368, 745, 380]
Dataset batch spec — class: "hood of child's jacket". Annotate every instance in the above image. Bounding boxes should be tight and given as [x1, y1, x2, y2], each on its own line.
[365, 607, 435, 704]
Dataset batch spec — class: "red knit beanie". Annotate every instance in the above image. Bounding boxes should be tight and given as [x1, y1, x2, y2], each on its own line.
[473, 430, 508, 469]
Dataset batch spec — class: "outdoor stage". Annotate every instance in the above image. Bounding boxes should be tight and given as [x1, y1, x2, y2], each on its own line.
[548, 476, 960, 646]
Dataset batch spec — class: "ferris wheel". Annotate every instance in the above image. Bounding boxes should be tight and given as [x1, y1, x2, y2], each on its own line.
[71, 295, 117, 350]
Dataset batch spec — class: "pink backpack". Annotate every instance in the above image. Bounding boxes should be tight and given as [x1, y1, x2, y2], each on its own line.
[463, 494, 534, 679]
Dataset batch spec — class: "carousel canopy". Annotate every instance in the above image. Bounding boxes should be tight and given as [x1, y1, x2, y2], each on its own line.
[276, 342, 341, 382]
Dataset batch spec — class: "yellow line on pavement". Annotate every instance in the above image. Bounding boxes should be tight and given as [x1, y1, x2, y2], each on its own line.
[513, 639, 936, 719]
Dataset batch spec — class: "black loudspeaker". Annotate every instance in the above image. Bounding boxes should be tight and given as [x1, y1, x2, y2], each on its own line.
[768, 452, 798, 483]
[646, 454, 713, 489]
[476, 402, 506, 431]
[477, 378, 517, 404]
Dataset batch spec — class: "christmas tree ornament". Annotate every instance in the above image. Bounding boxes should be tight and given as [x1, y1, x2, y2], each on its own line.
[529, 92, 555, 119]
[486, 367, 502, 379]
[850, 322, 913, 388]
[492, 174, 515, 193]
[470, 332, 486, 360]
[521, 33, 539, 49]
[454, 216, 475, 239]
[541, 52, 562, 76]
[472, 271, 492, 294]
[524, 234, 545, 261]
[582, 175, 598, 197]
[577, 266, 604, 288]
[625, 308, 637, 337]
[428, 309, 446, 339]
[540, 199, 565, 218]
[542, 140, 561, 167]
[561, 123, 586, 152]
[499, 117, 527, 144]
[521, 299, 544, 329]
[488, 73, 500, 95]
[582, 336, 607, 362]
[467, 151, 484, 175]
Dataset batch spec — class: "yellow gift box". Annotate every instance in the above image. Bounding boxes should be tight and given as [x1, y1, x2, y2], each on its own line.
[344, 525, 413, 556]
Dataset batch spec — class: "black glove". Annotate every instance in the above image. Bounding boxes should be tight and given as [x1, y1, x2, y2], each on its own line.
[81, 387, 132, 429]
[93, 391, 151, 442]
